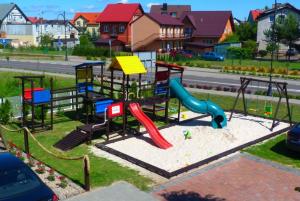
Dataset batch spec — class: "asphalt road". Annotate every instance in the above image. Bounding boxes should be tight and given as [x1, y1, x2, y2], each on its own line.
[1, 60, 299, 94]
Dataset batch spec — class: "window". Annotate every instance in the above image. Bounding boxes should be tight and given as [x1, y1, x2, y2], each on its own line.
[76, 21, 81, 26]
[119, 24, 125, 33]
[170, 12, 177, 18]
[103, 24, 109, 32]
[269, 15, 275, 22]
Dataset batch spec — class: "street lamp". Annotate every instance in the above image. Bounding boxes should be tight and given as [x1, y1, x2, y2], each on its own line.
[267, 0, 278, 96]
[57, 11, 68, 61]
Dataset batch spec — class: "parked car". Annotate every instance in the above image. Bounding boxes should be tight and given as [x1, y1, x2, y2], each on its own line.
[202, 52, 224, 61]
[0, 153, 58, 201]
[286, 123, 300, 152]
[285, 48, 298, 56]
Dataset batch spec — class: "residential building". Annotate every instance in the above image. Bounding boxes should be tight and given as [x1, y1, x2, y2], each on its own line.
[71, 12, 101, 36]
[150, 4, 191, 19]
[95, 3, 144, 51]
[131, 13, 185, 52]
[181, 11, 235, 54]
[248, 9, 263, 24]
[257, 3, 300, 51]
[29, 18, 79, 47]
[0, 3, 33, 46]
[0, 3, 79, 47]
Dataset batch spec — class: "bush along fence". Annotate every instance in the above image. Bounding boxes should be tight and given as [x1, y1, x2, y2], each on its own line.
[221, 66, 300, 80]
[0, 124, 91, 191]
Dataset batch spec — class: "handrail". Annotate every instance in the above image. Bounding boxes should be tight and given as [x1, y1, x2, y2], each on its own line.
[132, 33, 159, 50]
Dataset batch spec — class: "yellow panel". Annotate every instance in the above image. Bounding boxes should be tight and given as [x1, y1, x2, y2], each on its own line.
[109, 56, 147, 75]
[77, 68, 92, 79]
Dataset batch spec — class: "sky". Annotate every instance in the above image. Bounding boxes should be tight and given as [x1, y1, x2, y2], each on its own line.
[2, 0, 300, 20]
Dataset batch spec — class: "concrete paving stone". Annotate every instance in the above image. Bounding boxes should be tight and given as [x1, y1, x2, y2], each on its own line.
[65, 181, 158, 201]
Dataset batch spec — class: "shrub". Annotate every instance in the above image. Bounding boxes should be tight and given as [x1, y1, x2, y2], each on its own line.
[258, 50, 268, 57]
[0, 99, 12, 124]
[223, 87, 230, 92]
[196, 84, 202, 89]
[35, 105, 48, 121]
[216, 86, 222, 91]
[189, 84, 195, 88]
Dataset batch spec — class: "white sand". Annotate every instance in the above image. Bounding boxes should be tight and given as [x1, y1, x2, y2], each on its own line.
[92, 112, 289, 172]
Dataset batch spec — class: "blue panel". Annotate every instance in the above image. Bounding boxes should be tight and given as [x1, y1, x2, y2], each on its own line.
[155, 83, 168, 95]
[95, 99, 113, 114]
[77, 82, 93, 93]
[33, 90, 51, 104]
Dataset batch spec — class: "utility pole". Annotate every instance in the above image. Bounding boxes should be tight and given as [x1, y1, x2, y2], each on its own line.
[268, 0, 277, 96]
[58, 11, 68, 61]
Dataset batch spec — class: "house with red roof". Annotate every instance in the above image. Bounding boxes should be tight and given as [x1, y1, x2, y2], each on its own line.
[95, 3, 144, 51]
[28, 17, 43, 24]
[131, 13, 185, 52]
[181, 11, 235, 53]
[248, 9, 263, 24]
[71, 12, 101, 36]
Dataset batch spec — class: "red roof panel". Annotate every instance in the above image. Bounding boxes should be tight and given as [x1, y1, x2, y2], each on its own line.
[72, 12, 101, 24]
[250, 10, 263, 21]
[96, 3, 143, 23]
[181, 11, 234, 38]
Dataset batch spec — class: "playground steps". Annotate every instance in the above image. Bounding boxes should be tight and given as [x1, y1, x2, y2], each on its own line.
[0, 135, 7, 152]
[54, 130, 88, 151]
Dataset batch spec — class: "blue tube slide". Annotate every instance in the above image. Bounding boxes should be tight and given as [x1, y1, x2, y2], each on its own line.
[169, 78, 227, 128]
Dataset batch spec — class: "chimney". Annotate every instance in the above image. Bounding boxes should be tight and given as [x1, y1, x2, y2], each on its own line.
[272, 3, 282, 9]
[162, 3, 168, 11]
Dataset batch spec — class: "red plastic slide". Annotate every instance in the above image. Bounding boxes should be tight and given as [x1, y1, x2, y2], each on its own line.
[128, 103, 172, 149]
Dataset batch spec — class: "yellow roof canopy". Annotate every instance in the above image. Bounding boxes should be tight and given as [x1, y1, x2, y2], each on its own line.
[109, 56, 147, 75]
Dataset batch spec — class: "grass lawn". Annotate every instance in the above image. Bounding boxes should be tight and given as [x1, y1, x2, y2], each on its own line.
[244, 134, 300, 169]
[0, 71, 75, 97]
[2, 116, 153, 190]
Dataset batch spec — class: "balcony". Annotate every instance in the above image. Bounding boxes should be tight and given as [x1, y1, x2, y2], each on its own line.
[159, 33, 185, 40]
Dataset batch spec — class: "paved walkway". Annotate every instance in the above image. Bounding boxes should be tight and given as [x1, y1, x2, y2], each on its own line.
[152, 153, 300, 201]
[65, 181, 157, 201]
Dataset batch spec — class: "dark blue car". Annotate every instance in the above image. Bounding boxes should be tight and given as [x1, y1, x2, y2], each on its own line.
[202, 52, 224, 61]
[0, 153, 58, 201]
[286, 123, 300, 152]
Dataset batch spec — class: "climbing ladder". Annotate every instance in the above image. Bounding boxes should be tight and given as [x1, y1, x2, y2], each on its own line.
[0, 133, 7, 152]
[54, 129, 89, 151]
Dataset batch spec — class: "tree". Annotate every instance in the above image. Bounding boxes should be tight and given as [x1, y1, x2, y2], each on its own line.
[40, 34, 52, 47]
[263, 20, 281, 60]
[235, 22, 257, 41]
[222, 33, 240, 43]
[0, 99, 12, 124]
[79, 34, 94, 47]
[276, 14, 300, 62]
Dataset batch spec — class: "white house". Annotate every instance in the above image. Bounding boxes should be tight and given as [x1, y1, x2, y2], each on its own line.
[0, 3, 33, 46]
[257, 3, 300, 51]
[0, 3, 79, 47]
[31, 19, 79, 47]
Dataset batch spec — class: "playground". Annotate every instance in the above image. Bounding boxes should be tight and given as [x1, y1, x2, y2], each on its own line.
[0, 55, 297, 194]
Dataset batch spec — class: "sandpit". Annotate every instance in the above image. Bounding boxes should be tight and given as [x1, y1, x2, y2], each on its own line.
[93, 112, 289, 172]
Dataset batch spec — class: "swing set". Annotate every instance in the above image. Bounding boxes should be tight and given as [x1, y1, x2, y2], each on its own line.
[229, 77, 293, 131]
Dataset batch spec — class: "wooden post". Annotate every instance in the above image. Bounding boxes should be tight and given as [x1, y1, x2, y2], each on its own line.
[24, 129, 29, 154]
[83, 156, 90, 191]
[31, 80, 35, 132]
[50, 78, 54, 130]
